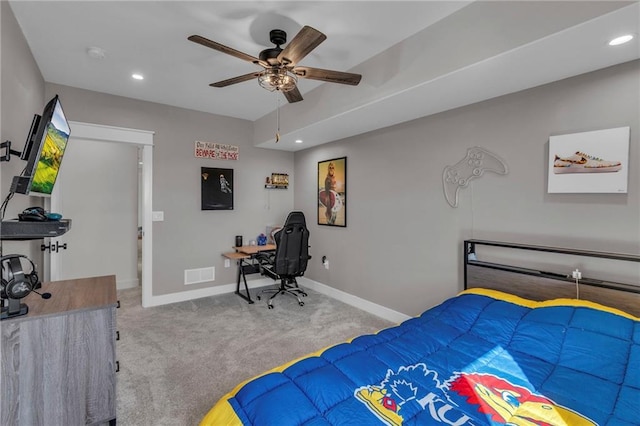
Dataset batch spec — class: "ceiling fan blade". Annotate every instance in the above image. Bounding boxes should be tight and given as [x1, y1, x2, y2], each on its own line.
[292, 66, 361, 86]
[188, 35, 268, 67]
[210, 71, 263, 88]
[277, 26, 326, 66]
[283, 86, 303, 103]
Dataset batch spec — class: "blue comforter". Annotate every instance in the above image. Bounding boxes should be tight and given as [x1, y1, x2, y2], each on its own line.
[201, 289, 640, 425]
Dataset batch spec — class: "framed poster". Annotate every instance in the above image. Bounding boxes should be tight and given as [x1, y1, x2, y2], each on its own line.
[201, 167, 233, 210]
[318, 157, 346, 227]
[548, 127, 629, 193]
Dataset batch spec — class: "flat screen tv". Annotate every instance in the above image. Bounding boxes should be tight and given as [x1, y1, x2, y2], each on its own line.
[11, 95, 71, 196]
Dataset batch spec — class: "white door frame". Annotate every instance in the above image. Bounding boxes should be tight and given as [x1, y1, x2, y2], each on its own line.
[49, 121, 154, 307]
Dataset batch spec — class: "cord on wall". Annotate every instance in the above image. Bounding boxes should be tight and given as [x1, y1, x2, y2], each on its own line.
[470, 183, 475, 239]
[572, 268, 582, 299]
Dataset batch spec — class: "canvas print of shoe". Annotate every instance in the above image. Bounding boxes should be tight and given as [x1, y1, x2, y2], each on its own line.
[548, 127, 629, 193]
[553, 151, 622, 174]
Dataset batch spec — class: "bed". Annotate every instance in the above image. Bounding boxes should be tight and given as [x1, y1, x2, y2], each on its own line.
[201, 240, 640, 426]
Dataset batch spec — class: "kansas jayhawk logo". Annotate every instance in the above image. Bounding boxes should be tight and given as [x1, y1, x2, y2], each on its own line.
[355, 363, 596, 426]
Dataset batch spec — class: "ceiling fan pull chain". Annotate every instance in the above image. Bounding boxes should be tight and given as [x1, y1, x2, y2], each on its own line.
[275, 97, 281, 143]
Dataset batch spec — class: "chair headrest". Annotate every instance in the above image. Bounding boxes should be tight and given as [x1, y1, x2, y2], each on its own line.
[284, 211, 306, 227]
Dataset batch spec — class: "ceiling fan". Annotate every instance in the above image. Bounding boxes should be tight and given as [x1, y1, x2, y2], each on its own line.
[188, 26, 362, 103]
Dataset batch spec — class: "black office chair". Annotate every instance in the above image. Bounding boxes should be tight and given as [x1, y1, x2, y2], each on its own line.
[256, 211, 311, 309]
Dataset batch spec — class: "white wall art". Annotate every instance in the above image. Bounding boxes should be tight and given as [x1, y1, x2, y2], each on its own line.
[443, 147, 508, 208]
[548, 127, 629, 193]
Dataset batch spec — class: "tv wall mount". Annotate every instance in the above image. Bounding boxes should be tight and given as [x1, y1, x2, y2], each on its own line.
[1, 140, 21, 162]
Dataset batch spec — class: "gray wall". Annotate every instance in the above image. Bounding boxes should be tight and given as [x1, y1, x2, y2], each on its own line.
[3, 3, 638, 314]
[0, 2, 46, 259]
[295, 60, 640, 316]
[2, 1, 295, 297]
[44, 83, 294, 296]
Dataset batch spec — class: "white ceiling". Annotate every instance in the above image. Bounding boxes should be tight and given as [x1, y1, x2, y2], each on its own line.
[9, 1, 640, 152]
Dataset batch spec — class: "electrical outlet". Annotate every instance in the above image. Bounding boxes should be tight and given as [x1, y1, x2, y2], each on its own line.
[572, 269, 582, 279]
[224, 259, 230, 268]
[322, 256, 329, 269]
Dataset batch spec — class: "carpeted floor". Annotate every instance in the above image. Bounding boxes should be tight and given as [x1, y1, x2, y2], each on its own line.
[115, 285, 394, 425]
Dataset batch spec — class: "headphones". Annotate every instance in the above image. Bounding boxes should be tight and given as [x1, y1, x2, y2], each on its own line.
[1, 255, 40, 300]
[18, 206, 47, 222]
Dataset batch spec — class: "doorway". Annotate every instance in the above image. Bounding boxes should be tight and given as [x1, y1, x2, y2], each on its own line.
[46, 121, 154, 306]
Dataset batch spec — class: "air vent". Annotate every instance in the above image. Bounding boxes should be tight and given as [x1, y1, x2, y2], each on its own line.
[184, 267, 215, 285]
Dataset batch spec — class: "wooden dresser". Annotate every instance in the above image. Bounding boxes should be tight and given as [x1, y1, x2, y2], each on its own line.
[1, 275, 118, 425]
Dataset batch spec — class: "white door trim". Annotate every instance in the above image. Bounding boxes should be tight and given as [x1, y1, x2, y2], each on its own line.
[54, 121, 155, 307]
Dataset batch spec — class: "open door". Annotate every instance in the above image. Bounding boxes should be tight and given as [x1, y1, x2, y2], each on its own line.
[47, 137, 138, 287]
[44, 122, 153, 304]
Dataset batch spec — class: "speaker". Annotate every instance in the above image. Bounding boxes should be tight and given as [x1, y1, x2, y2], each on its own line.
[235, 235, 243, 247]
[1, 254, 39, 300]
[9, 175, 30, 194]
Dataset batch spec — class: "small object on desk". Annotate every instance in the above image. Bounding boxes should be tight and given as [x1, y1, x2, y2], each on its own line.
[46, 212, 62, 221]
[235, 235, 243, 247]
[257, 233, 267, 246]
[249, 240, 256, 246]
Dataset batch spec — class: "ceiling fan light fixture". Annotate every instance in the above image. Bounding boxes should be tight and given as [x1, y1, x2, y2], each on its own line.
[190, 25, 359, 104]
[258, 68, 297, 92]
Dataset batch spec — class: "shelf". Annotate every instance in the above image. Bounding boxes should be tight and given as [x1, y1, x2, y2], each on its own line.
[1, 219, 71, 240]
[266, 172, 289, 189]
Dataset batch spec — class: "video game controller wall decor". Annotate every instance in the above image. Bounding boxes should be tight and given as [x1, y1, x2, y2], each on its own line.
[442, 147, 508, 207]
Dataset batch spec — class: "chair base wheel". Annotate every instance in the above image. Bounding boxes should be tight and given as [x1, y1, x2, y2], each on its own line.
[257, 278, 307, 309]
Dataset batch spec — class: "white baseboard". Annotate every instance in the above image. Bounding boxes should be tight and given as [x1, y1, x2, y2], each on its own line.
[298, 277, 411, 324]
[142, 277, 274, 307]
[141, 276, 410, 324]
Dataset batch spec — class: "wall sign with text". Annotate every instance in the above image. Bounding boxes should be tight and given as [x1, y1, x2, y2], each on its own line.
[195, 141, 239, 160]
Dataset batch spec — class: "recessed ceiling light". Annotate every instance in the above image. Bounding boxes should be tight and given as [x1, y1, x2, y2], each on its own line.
[295, 139, 303, 144]
[609, 34, 634, 46]
[132, 73, 144, 80]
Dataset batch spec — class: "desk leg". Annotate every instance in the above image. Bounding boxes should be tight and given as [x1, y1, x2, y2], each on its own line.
[234, 260, 254, 304]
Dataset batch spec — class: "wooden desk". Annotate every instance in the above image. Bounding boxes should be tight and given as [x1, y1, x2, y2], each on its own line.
[1, 275, 118, 425]
[223, 244, 276, 303]
[232, 244, 276, 255]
